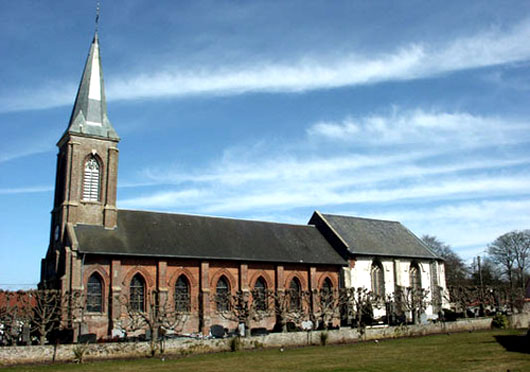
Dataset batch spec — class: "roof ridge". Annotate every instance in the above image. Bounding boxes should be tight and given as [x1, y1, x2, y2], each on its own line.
[117, 208, 311, 228]
[321, 213, 400, 224]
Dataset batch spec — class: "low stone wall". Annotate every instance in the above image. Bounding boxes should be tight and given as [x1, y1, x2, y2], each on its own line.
[508, 312, 530, 329]
[1, 315, 525, 366]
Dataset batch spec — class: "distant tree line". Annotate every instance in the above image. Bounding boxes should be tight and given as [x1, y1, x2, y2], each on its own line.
[422, 230, 529, 316]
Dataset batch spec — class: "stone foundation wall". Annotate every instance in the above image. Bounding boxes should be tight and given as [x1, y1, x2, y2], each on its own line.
[1, 315, 526, 366]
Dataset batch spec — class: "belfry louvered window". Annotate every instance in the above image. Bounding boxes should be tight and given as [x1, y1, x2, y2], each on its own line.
[83, 157, 100, 201]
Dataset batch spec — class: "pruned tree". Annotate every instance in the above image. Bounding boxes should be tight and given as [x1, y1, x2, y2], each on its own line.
[270, 289, 309, 332]
[118, 289, 188, 356]
[398, 286, 430, 324]
[28, 289, 62, 345]
[447, 286, 477, 318]
[309, 287, 341, 330]
[216, 289, 270, 337]
[0, 290, 25, 345]
[339, 288, 379, 330]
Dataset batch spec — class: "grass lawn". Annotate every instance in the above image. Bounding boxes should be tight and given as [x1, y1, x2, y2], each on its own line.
[2, 329, 529, 372]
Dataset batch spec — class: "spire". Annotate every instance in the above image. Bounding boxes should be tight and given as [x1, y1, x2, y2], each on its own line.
[64, 31, 119, 141]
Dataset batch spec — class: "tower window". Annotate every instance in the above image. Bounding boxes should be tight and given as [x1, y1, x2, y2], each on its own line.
[83, 157, 100, 201]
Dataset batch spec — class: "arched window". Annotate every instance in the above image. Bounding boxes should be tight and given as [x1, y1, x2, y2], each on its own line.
[371, 262, 385, 297]
[320, 277, 334, 307]
[86, 273, 103, 312]
[321, 278, 333, 293]
[410, 264, 422, 291]
[82, 156, 100, 201]
[175, 275, 190, 312]
[215, 276, 230, 312]
[253, 277, 267, 311]
[430, 262, 441, 312]
[130, 274, 145, 312]
[289, 277, 302, 311]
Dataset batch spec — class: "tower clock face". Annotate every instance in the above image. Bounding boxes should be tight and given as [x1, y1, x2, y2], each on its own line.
[54, 225, 60, 241]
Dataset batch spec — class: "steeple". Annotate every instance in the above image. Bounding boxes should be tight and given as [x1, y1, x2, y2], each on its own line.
[64, 32, 119, 140]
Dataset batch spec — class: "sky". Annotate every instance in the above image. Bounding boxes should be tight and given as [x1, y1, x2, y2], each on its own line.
[1, 0, 530, 289]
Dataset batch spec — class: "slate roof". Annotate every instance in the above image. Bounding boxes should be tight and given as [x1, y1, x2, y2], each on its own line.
[64, 33, 119, 141]
[74, 209, 347, 265]
[309, 212, 440, 260]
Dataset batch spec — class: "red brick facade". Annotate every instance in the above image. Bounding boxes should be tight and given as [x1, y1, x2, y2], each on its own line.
[81, 256, 341, 338]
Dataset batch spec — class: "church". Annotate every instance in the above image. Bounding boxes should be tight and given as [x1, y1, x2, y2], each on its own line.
[39, 31, 447, 340]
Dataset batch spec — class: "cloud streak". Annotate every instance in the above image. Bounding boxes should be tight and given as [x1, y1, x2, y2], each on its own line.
[4, 19, 530, 112]
[307, 108, 530, 146]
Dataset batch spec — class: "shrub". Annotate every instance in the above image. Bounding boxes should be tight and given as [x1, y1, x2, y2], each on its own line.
[72, 343, 89, 364]
[491, 313, 509, 329]
[230, 336, 241, 352]
[320, 331, 328, 346]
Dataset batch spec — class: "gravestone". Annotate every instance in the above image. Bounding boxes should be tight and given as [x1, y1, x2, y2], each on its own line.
[238, 323, 245, 337]
[78, 333, 97, 344]
[21, 325, 31, 345]
[210, 324, 225, 338]
[301, 320, 313, 331]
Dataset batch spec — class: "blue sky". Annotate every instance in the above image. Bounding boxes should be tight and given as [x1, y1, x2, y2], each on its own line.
[1, 0, 530, 289]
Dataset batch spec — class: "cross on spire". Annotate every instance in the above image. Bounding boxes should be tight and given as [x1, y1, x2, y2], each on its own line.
[95, 1, 100, 33]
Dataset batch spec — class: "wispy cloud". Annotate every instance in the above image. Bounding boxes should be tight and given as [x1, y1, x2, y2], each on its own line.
[0, 186, 53, 195]
[360, 199, 530, 259]
[307, 108, 529, 146]
[4, 19, 530, 112]
[119, 107, 530, 213]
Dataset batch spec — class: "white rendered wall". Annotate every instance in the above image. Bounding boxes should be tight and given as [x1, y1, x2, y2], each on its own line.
[348, 257, 444, 319]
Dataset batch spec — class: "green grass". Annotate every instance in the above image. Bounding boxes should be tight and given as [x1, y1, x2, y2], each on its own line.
[3, 329, 529, 372]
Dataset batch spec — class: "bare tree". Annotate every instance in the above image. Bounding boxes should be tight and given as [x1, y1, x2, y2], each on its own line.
[216, 290, 270, 337]
[28, 289, 62, 345]
[397, 286, 430, 324]
[269, 289, 309, 332]
[339, 288, 379, 330]
[447, 286, 477, 318]
[118, 289, 188, 356]
[422, 235, 468, 287]
[488, 230, 530, 292]
[309, 288, 340, 330]
[0, 291, 24, 345]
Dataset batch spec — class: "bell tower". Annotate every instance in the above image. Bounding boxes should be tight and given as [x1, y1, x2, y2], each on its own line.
[43, 32, 120, 288]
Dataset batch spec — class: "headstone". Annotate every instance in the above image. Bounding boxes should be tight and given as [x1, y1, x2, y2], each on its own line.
[78, 333, 97, 344]
[301, 320, 313, 331]
[286, 322, 298, 332]
[250, 327, 268, 336]
[210, 324, 225, 338]
[80, 322, 89, 335]
[238, 323, 245, 337]
[21, 325, 31, 345]
[111, 328, 125, 339]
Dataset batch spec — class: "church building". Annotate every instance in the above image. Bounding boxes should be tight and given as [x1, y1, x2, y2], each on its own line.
[40, 32, 446, 340]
